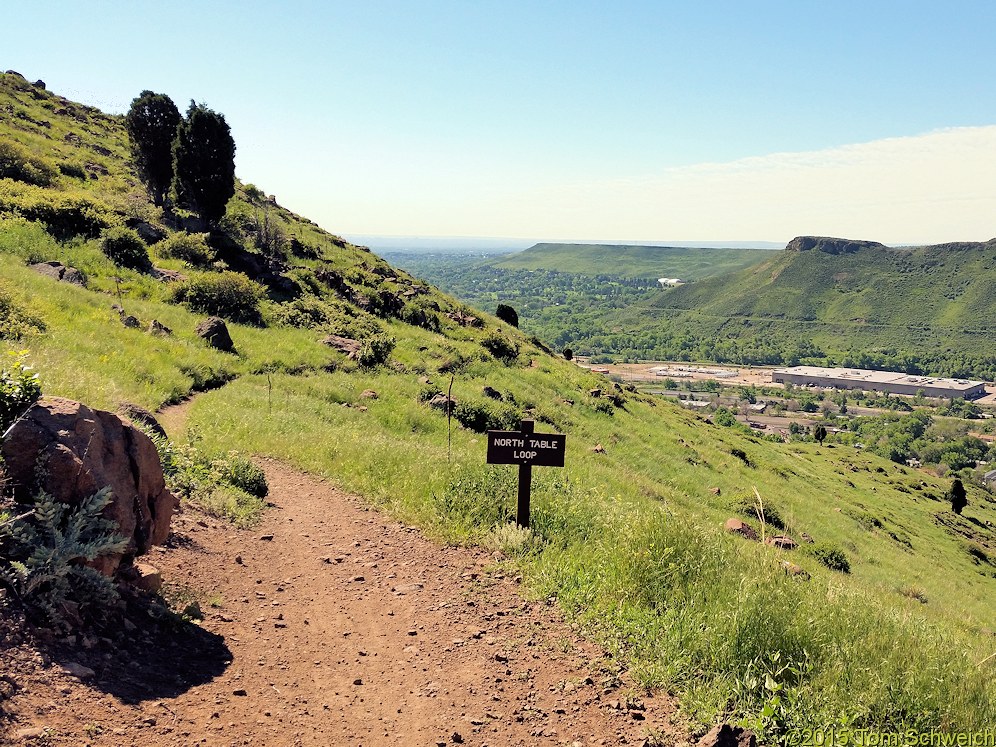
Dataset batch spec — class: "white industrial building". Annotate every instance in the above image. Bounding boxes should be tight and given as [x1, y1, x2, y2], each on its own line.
[771, 366, 985, 400]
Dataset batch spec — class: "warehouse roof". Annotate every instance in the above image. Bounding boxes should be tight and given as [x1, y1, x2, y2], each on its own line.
[772, 366, 983, 391]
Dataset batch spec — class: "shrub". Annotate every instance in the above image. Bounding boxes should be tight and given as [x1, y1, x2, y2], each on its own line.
[562, 347, 573, 361]
[805, 541, 851, 573]
[0, 284, 45, 342]
[481, 330, 519, 363]
[0, 181, 113, 238]
[453, 398, 522, 433]
[357, 334, 395, 368]
[0, 487, 129, 626]
[100, 226, 151, 270]
[157, 232, 213, 266]
[168, 271, 265, 323]
[0, 352, 41, 432]
[399, 303, 441, 332]
[57, 162, 87, 180]
[0, 140, 58, 186]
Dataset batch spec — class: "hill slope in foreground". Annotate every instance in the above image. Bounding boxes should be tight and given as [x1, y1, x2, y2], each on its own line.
[1, 73, 994, 739]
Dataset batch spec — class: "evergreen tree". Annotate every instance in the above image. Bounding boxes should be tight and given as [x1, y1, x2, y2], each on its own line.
[948, 478, 968, 515]
[171, 102, 236, 223]
[495, 303, 519, 328]
[124, 91, 180, 206]
[813, 424, 827, 445]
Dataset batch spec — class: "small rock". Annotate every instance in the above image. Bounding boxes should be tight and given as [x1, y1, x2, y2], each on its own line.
[233, 689, 248, 696]
[61, 661, 95, 679]
[360, 389, 378, 399]
[591, 444, 606, 454]
[16, 727, 47, 739]
[130, 562, 163, 593]
[259, 534, 275, 541]
[195, 316, 235, 352]
[353, 678, 363, 686]
[451, 733, 464, 744]
[724, 518, 758, 541]
[697, 723, 757, 747]
[764, 535, 798, 550]
[148, 319, 172, 336]
[709, 487, 722, 495]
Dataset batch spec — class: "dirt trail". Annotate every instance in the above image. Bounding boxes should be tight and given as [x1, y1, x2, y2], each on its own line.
[2, 457, 683, 746]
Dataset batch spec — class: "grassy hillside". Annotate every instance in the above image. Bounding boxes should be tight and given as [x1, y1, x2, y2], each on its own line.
[2, 73, 995, 738]
[492, 242, 774, 280]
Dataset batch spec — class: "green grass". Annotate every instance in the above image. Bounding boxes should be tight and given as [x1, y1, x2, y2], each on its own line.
[2, 72, 995, 738]
[492, 242, 775, 280]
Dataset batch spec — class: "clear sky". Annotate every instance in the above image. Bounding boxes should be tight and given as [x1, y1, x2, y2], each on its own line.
[5, 1, 996, 244]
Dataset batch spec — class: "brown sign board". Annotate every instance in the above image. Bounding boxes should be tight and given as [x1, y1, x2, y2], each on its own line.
[487, 429, 566, 468]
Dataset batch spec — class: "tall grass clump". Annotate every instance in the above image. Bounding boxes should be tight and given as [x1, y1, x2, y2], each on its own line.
[541, 508, 995, 740]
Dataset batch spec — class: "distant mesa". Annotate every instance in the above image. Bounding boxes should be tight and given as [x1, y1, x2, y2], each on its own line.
[785, 236, 887, 254]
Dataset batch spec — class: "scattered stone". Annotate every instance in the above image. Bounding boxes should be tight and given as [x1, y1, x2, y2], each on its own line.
[148, 319, 173, 336]
[321, 334, 362, 359]
[152, 267, 185, 283]
[360, 389, 378, 399]
[451, 732, 464, 744]
[427, 394, 457, 414]
[233, 688, 248, 696]
[696, 723, 757, 747]
[591, 444, 606, 454]
[259, 534, 275, 541]
[196, 316, 235, 352]
[120, 313, 141, 329]
[183, 601, 204, 620]
[710, 487, 722, 496]
[126, 562, 163, 593]
[781, 561, 810, 580]
[764, 535, 798, 550]
[29, 261, 87, 287]
[724, 518, 758, 541]
[589, 388, 602, 398]
[353, 678, 363, 686]
[16, 727, 47, 740]
[61, 661, 95, 679]
[800, 532, 814, 543]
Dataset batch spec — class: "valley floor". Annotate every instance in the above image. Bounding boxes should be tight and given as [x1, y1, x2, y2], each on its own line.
[0, 459, 683, 747]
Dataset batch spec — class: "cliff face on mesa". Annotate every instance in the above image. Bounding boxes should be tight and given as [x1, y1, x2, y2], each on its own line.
[785, 236, 888, 254]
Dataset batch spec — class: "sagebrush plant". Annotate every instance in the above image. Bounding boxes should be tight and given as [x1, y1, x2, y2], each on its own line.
[0, 487, 128, 626]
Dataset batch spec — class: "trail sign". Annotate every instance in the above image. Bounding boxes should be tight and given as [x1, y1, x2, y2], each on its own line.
[487, 419, 566, 528]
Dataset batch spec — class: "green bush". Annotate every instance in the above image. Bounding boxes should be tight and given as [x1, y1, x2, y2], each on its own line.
[157, 232, 213, 266]
[100, 226, 151, 270]
[481, 330, 519, 363]
[453, 398, 522, 433]
[168, 271, 265, 323]
[357, 334, 395, 368]
[0, 283, 45, 341]
[0, 181, 113, 238]
[0, 352, 41, 432]
[805, 541, 851, 573]
[57, 162, 87, 180]
[0, 140, 58, 186]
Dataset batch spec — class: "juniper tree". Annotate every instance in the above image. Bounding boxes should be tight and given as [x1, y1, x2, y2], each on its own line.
[948, 478, 968, 515]
[124, 91, 180, 206]
[495, 303, 518, 328]
[171, 102, 236, 223]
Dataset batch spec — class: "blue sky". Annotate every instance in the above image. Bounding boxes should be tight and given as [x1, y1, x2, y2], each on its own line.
[6, 1, 996, 244]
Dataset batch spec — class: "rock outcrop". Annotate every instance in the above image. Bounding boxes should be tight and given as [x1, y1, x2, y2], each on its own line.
[29, 261, 87, 287]
[724, 518, 758, 541]
[0, 397, 177, 576]
[785, 236, 888, 254]
[196, 316, 235, 352]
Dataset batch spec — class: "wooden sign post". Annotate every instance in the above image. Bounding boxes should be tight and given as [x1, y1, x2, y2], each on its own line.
[486, 419, 566, 529]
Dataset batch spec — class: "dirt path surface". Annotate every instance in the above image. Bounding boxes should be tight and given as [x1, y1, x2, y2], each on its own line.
[1, 459, 683, 747]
